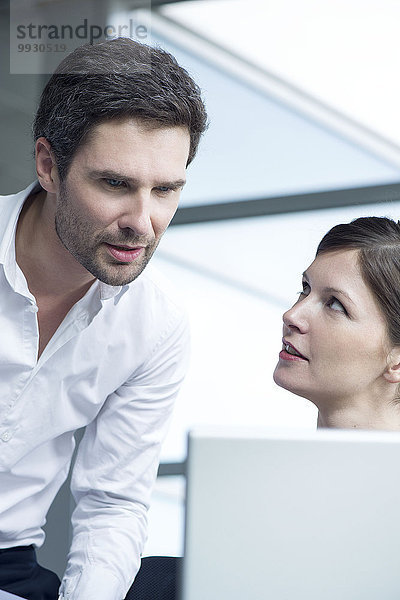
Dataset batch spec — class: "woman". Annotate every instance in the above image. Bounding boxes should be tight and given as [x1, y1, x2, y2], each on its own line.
[273, 216, 400, 430]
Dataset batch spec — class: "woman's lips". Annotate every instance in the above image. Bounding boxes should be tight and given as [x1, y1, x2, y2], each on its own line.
[279, 349, 308, 362]
[105, 243, 145, 263]
[280, 339, 308, 361]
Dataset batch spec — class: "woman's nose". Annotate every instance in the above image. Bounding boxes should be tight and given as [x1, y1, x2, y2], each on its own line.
[282, 300, 309, 334]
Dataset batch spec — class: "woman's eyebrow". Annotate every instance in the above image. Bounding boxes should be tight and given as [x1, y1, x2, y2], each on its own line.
[323, 287, 355, 305]
[302, 271, 355, 306]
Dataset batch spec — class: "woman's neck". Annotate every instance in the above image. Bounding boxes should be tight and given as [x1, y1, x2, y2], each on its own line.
[317, 401, 400, 431]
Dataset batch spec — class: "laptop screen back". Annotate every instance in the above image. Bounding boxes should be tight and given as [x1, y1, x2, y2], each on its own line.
[183, 427, 400, 600]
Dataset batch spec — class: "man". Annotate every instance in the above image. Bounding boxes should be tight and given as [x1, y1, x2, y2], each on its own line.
[0, 38, 207, 600]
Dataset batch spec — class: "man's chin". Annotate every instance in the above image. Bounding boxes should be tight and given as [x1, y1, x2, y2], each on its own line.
[71, 243, 157, 286]
[93, 263, 148, 286]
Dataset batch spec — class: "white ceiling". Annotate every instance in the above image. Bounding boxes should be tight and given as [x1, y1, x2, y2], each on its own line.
[162, 0, 400, 148]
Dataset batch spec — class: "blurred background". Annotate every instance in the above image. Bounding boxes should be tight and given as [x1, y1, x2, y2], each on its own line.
[2, 0, 400, 576]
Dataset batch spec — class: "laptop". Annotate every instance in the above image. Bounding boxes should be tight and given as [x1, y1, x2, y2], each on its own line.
[0, 591, 25, 599]
[182, 427, 400, 600]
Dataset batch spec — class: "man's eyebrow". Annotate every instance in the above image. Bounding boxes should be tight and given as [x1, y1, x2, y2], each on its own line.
[302, 272, 355, 305]
[155, 179, 186, 189]
[89, 169, 186, 188]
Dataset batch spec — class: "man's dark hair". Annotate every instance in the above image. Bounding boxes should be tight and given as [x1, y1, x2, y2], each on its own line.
[33, 38, 208, 180]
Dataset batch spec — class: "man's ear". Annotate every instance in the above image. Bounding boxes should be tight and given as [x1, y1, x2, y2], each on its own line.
[383, 348, 400, 384]
[35, 137, 60, 193]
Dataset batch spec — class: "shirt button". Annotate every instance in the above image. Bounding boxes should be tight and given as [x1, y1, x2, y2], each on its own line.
[1, 431, 11, 442]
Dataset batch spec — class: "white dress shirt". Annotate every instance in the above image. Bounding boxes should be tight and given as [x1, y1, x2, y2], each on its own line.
[0, 182, 190, 600]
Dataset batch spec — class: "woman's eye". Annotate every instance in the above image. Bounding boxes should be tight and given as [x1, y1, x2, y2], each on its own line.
[298, 281, 310, 298]
[327, 297, 346, 313]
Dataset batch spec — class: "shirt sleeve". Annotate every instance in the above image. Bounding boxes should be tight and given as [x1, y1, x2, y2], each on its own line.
[58, 310, 190, 600]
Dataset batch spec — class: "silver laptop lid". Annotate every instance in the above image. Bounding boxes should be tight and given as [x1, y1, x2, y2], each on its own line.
[183, 427, 400, 600]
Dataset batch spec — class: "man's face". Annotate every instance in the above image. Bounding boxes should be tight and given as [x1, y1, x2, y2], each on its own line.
[54, 118, 190, 286]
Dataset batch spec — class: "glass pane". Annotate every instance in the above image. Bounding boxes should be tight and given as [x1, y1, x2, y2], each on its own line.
[156, 196, 400, 462]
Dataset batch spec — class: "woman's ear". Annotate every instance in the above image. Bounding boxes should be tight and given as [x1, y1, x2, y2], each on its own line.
[384, 348, 400, 383]
[35, 137, 60, 193]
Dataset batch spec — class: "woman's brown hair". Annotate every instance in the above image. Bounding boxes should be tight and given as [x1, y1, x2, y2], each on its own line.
[317, 216, 400, 346]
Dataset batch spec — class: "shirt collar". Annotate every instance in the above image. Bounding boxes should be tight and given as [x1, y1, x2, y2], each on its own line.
[99, 281, 125, 300]
[0, 181, 41, 267]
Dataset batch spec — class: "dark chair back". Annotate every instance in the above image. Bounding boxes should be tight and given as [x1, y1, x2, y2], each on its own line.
[124, 556, 182, 600]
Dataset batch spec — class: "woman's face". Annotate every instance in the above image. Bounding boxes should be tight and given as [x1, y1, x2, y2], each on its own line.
[273, 249, 395, 408]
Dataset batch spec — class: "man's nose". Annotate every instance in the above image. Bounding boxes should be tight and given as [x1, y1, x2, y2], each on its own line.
[117, 192, 152, 237]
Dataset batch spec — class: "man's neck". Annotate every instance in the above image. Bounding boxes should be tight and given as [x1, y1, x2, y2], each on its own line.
[15, 187, 95, 300]
[15, 188, 97, 359]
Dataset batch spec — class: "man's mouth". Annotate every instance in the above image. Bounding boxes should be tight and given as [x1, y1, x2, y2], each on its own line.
[105, 243, 145, 263]
[108, 243, 138, 250]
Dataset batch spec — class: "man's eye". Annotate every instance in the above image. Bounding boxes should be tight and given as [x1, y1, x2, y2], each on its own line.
[156, 186, 172, 194]
[105, 178, 126, 188]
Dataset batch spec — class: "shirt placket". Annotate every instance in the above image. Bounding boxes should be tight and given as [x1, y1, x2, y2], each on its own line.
[0, 291, 101, 456]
